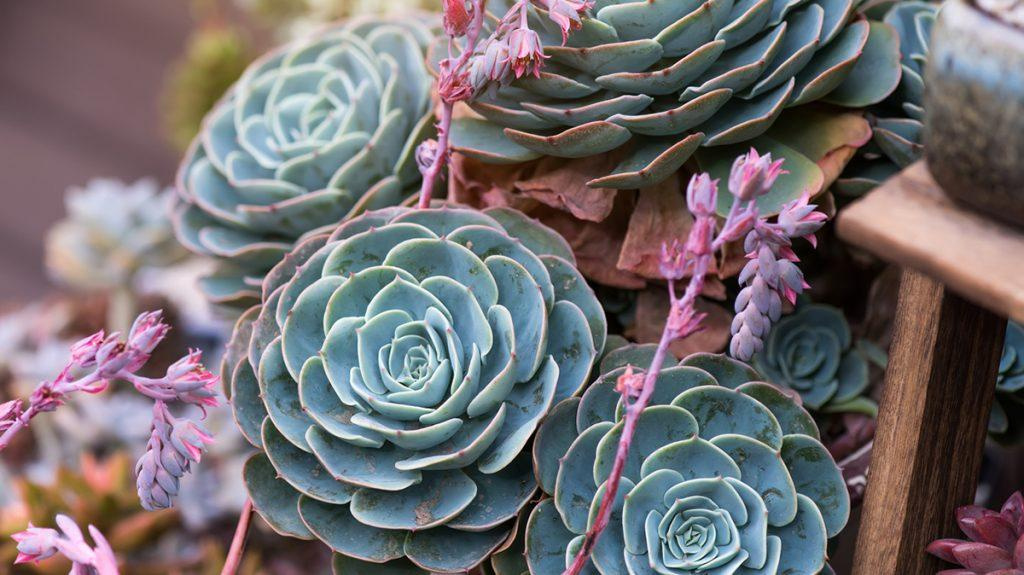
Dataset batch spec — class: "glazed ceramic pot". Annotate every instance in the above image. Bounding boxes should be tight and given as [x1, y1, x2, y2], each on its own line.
[925, 0, 1024, 227]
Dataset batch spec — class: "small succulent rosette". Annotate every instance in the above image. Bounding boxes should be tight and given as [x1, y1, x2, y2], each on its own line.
[452, 0, 902, 194]
[46, 178, 187, 291]
[224, 206, 607, 573]
[526, 345, 849, 575]
[174, 17, 437, 307]
[992, 321, 1024, 443]
[753, 303, 878, 415]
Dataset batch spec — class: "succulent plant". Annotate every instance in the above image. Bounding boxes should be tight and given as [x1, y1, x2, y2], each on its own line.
[173, 17, 438, 307]
[991, 321, 1024, 444]
[451, 0, 901, 201]
[835, 1, 937, 195]
[46, 179, 187, 292]
[225, 205, 606, 573]
[526, 345, 849, 574]
[927, 490, 1024, 575]
[753, 303, 877, 415]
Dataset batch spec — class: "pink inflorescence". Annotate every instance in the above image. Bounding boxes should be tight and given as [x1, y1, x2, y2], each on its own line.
[12, 515, 118, 575]
[0, 310, 219, 512]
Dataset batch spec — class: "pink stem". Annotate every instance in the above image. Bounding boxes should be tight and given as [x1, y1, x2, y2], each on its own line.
[220, 498, 254, 575]
[417, 0, 487, 209]
[0, 403, 38, 452]
[417, 101, 453, 209]
[564, 198, 754, 575]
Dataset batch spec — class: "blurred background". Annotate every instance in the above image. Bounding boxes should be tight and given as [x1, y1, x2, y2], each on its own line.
[0, 0, 192, 301]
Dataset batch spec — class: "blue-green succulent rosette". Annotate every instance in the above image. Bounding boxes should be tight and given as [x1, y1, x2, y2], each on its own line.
[173, 17, 437, 307]
[753, 303, 878, 416]
[224, 205, 607, 573]
[992, 321, 1024, 443]
[526, 345, 850, 575]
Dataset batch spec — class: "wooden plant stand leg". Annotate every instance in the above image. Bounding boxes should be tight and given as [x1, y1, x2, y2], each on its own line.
[851, 269, 1006, 574]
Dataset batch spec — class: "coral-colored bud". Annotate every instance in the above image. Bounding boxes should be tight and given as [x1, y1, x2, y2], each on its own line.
[686, 173, 718, 217]
[728, 148, 786, 201]
[443, 0, 472, 37]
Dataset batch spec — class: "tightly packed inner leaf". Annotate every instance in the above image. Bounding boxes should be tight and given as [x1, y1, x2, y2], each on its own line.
[173, 17, 437, 307]
[226, 206, 607, 573]
[527, 345, 849, 575]
[451, 0, 900, 191]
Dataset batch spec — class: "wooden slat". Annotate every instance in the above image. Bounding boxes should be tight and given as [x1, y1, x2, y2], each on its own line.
[851, 269, 1005, 574]
[837, 161, 1024, 324]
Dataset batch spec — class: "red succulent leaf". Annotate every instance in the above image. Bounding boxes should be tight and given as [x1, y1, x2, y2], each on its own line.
[976, 515, 1021, 550]
[987, 570, 1024, 575]
[961, 507, 1002, 542]
[1014, 535, 1024, 568]
[930, 539, 967, 563]
[1002, 492, 1024, 533]
[937, 570, 976, 575]
[952, 542, 1014, 572]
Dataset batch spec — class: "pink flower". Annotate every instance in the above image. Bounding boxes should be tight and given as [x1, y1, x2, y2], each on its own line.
[728, 148, 786, 201]
[506, 28, 547, 78]
[159, 349, 220, 409]
[69, 332, 105, 367]
[686, 173, 718, 217]
[443, 0, 472, 37]
[614, 365, 645, 401]
[776, 192, 828, 246]
[126, 310, 170, 356]
[659, 240, 687, 281]
[0, 400, 22, 433]
[539, 0, 593, 42]
[12, 525, 60, 564]
[11, 516, 116, 573]
[667, 300, 707, 340]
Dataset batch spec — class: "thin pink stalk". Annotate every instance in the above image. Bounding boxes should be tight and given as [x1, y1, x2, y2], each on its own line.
[417, 0, 487, 208]
[564, 150, 823, 574]
[564, 196, 749, 575]
[220, 498, 254, 575]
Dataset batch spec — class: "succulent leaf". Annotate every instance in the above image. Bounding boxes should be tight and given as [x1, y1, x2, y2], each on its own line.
[454, 0, 901, 196]
[174, 17, 438, 306]
[227, 206, 605, 572]
[525, 345, 847, 574]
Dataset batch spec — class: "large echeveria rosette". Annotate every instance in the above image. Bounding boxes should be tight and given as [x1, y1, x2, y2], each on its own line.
[225, 206, 607, 573]
[174, 17, 437, 307]
[526, 345, 849, 575]
[451, 0, 902, 199]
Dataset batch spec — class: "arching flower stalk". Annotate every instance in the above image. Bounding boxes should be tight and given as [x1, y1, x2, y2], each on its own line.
[417, 0, 593, 207]
[0, 310, 219, 511]
[565, 149, 825, 574]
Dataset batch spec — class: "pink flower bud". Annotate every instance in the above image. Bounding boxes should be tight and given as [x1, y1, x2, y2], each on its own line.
[686, 173, 718, 217]
[443, 0, 472, 38]
[127, 311, 170, 355]
[0, 400, 22, 433]
[506, 28, 547, 78]
[614, 365, 645, 400]
[539, 0, 593, 42]
[469, 39, 511, 90]
[416, 139, 440, 175]
[659, 240, 687, 281]
[728, 148, 786, 201]
[12, 525, 60, 564]
[69, 332, 105, 367]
